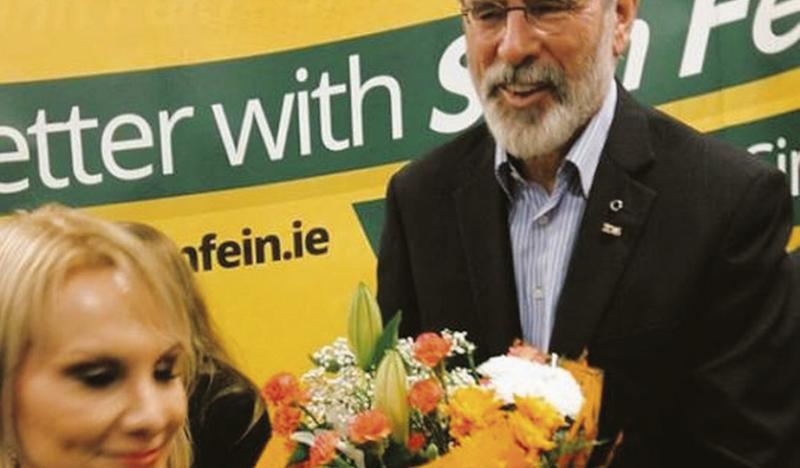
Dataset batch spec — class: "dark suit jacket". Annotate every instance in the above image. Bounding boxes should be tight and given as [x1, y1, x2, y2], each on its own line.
[377, 85, 800, 467]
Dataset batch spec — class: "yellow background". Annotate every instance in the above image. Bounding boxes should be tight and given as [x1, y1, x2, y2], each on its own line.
[88, 163, 405, 380]
[0, 0, 455, 83]
[0, 0, 454, 381]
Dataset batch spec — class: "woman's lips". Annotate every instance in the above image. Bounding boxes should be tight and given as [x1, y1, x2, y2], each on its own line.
[116, 446, 164, 467]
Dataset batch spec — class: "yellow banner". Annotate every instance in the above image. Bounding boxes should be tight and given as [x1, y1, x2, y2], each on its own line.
[0, 0, 454, 83]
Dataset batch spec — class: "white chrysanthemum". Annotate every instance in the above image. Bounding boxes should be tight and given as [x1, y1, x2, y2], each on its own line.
[477, 355, 583, 419]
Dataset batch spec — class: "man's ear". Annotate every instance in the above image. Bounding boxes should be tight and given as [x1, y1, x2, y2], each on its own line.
[612, 0, 640, 57]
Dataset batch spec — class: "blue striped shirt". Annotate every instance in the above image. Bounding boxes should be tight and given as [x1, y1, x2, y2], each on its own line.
[494, 82, 617, 351]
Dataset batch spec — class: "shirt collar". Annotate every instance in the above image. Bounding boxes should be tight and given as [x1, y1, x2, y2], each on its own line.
[494, 79, 617, 199]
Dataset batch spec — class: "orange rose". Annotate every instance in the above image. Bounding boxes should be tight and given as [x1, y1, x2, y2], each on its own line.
[262, 372, 305, 406]
[348, 409, 392, 444]
[408, 431, 427, 453]
[308, 431, 339, 467]
[413, 333, 451, 368]
[507, 339, 547, 364]
[408, 378, 444, 414]
[272, 404, 302, 436]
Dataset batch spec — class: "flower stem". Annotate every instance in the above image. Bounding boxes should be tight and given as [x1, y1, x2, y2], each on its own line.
[297, 403, 323, 428]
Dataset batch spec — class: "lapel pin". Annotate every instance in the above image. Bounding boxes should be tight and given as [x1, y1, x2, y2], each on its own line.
[601, 222, 623, 237]
[610, 199, 624, 212]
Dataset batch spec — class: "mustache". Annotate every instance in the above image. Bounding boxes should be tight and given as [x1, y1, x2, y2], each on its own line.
[482, 62, 568, 102]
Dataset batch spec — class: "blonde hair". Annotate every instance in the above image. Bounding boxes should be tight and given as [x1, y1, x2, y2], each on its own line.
[0, 205, 194, 468]
[120, 222, 266, 435]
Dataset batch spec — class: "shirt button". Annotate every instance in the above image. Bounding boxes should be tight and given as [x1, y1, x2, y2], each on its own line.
[533, 287, 545, 300]
[537, 215, 550, 226]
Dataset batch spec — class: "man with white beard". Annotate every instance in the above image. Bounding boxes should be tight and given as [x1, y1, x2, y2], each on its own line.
[377, 0, 800, 466]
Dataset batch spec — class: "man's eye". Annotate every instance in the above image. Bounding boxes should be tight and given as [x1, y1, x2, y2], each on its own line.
[154, 355, 180, 383]
[66, 362, 121, 389]
[528, 0, 573, 16]
[473, 4, 507, 21]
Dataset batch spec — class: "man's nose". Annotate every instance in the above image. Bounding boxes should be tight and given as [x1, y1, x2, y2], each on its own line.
[497, 9, 544, 66]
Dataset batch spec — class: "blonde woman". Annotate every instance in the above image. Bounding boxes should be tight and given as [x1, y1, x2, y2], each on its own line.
[0, 205, 195, 468]
[121, 222, 271, 468]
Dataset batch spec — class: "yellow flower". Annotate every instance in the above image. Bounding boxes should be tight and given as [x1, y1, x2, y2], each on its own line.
[426, 420, 531, 468]
[507, 411, 556, 453]
[508, 396, 564, 462]
[445, 387, 504, 441]
[513, 395, 565, 434]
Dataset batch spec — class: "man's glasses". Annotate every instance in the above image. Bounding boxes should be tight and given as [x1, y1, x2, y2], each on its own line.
[461, 0, 581, 34]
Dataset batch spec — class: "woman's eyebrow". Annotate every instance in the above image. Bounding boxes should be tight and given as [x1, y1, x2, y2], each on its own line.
[58, 350, 121, 364]
[159, 342, 184, 358]
[64, 356, 120, 367]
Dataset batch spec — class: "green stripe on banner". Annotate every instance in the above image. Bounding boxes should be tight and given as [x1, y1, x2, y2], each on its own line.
[1, 7, 798, 213]
[353, 198, 386, 255]
[0, 19, 463, 211]
[629, 0, 800, 103]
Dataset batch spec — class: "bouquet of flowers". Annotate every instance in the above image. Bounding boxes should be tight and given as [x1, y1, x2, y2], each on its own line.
[263, 284, 603, 468]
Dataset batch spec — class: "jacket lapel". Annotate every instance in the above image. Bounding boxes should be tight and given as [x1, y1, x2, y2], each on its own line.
[452, 128, 522, 357]
[550, 87, 658, 357]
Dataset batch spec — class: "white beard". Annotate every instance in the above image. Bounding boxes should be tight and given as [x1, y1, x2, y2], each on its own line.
[476, 12, 617, 161]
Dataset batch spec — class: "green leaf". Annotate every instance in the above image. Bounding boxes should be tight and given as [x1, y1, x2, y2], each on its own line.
[329, 456, 358, 468]
[286, 443, 309, 466]
[370, 311, 402, 369]
[383, 439, 414, 468]
[420, 443, 440, 461]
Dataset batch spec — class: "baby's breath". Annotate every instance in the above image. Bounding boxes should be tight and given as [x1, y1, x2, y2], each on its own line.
[441, 329, 476, 356]
[301, 332, 478, 428]
[301, 364, 372, 427]
[446, 367, 478, 391]
[309, 337, 356, 372]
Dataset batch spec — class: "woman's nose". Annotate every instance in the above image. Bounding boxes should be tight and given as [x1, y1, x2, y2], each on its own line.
[121, 381, 177, 437]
